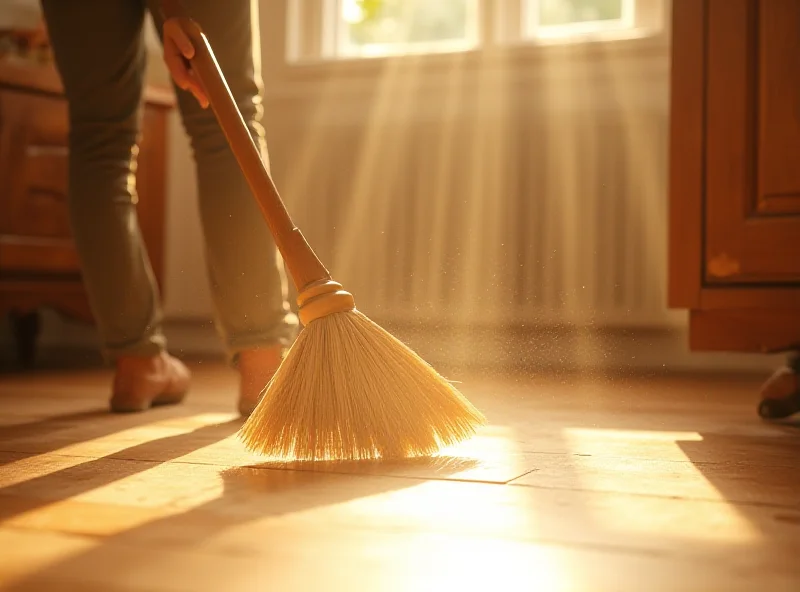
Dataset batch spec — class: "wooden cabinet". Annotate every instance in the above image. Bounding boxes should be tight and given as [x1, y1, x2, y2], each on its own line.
[669, 0, 800, 354]
[0, 90, 77, 275]
[0, 58, 174, 365]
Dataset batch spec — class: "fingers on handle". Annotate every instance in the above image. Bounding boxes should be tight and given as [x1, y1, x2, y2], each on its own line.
[163, 19, 209, 108]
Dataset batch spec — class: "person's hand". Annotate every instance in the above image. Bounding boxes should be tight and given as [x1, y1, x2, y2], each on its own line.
[163, 18, 209, 108]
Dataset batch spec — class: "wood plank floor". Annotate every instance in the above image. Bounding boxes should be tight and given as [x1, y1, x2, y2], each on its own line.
[0, 362, 798, 591]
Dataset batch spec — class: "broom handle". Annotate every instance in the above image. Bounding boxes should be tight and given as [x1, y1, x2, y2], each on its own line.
[162, 11, 331, 292]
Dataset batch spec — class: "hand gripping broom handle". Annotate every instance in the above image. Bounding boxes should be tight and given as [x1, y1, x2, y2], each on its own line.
[164, 14, 332, 293]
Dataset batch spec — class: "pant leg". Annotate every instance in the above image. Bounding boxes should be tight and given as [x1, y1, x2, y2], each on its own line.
[147, 0, 298, 361]
[40, 0, 166, 360]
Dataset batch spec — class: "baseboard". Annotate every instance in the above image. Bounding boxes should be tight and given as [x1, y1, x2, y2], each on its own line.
[0, 312, 226, 371]
[0, 311, 785, 376]
[376, 320, 783, 377]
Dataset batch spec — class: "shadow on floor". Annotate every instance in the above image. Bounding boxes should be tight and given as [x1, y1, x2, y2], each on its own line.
[0, 411, 480, 591]
[0, 418, 245, 523]
[677, 430, 800, 511]
[0, 405, 222, 468]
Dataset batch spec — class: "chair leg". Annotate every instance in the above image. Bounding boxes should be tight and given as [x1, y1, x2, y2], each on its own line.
[9, 310, 41, 368]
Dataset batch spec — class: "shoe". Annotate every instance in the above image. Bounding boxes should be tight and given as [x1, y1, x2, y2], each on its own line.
[757, 365, 800, 420]
[110, 352, 191, 413]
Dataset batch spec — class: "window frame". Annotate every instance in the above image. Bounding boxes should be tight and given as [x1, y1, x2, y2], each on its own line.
[272, 0, 669, 88]
[524, 0, 638, 41]
[288, 0, 665, 60]
[324, 0, 483, 59]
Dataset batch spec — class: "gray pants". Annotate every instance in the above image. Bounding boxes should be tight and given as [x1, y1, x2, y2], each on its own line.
[40, 0, 298, 361]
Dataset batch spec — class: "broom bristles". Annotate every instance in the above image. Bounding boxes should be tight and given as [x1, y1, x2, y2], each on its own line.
[237, 309, 487, 461]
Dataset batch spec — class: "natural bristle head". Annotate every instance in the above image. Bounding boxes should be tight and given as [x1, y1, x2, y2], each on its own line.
[237, 309, 486, 462]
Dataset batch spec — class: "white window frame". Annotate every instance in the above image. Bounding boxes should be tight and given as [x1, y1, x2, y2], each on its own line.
[323, 0, 482, 59]
[285, 0, 665, 64]
[524, 0, 637, 41]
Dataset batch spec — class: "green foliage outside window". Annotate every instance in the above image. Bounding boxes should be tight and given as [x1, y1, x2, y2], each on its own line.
[344, 0, 471, 46]
[340, 0, 627, 49]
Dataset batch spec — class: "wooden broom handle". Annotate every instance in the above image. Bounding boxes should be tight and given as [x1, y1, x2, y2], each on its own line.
[162, 11, 332, 292]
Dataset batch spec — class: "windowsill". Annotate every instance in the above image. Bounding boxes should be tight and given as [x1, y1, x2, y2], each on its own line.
[266, 26, 669, 89]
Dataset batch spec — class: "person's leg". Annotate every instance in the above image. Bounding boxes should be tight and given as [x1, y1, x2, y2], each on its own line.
[40, 0, 190, 411]
[147, 0, 298, 414]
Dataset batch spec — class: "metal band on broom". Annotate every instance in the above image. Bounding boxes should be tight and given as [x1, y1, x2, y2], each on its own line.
[162, 12, 487, 461]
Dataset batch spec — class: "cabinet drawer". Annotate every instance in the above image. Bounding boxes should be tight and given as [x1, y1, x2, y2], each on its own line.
[0, 234, 80, 275]
[0, 88, 71, 240]
[0, 88, 77, 274]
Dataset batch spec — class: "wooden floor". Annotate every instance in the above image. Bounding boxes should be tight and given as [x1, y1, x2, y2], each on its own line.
[0, 361, 798, 591]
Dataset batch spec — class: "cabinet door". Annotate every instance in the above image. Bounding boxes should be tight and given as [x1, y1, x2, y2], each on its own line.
[0, 89, 79, 274]
[705, 0, 800, 284]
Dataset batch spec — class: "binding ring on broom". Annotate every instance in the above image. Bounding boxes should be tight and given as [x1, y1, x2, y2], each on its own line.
[296, 280, 357, 326]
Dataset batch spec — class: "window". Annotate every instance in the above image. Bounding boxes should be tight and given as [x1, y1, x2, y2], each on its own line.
[334, 0, 480, 58]
[285, 0, 663, 62]
[525, 0, 636, 40]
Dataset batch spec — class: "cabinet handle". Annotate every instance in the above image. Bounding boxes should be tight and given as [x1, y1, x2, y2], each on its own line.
[707, 253, 741, 278]
[26, 145, 69, 158]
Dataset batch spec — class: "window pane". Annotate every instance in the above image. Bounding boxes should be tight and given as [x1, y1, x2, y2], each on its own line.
[337, 0, 478, 57]
[537, 0, 626, 26]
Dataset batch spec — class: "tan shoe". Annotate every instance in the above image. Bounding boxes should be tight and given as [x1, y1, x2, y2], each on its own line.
[237, 346, 285, 417]
[110, 352, 191, 413]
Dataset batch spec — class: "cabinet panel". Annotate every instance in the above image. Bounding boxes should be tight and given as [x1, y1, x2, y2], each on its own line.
[0, 88, 78, 275]
[704, 0, 800, 284]
[669, 0, 800, 354]
[0, 236, 80, 274]
[758, 0, 800, 212]
[0, 89, 71, 239]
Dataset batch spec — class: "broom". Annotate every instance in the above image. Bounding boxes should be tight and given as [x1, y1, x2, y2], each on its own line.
[163, 13, 487, 461]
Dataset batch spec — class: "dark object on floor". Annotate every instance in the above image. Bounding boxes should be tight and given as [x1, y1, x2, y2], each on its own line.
[758, 391, 800, 420]
[758, 353, 800, 420]
[9, 310, 41, 367]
